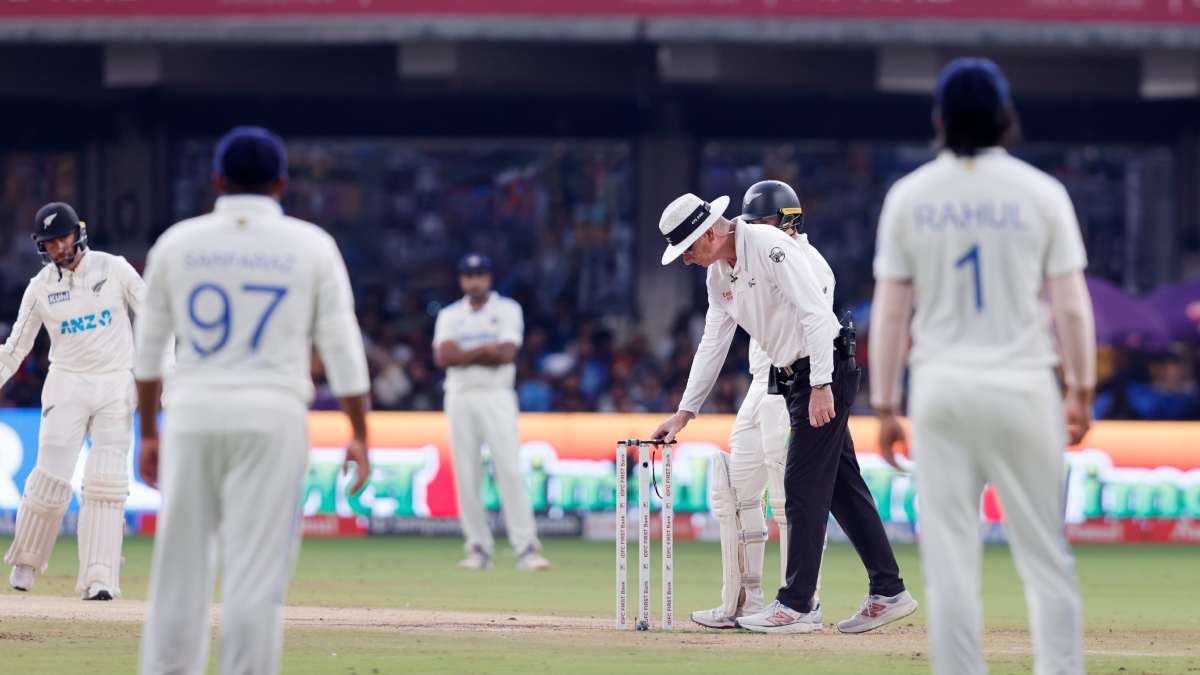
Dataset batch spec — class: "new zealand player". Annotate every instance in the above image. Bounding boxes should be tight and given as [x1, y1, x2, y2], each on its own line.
[3, 202, 151, 601]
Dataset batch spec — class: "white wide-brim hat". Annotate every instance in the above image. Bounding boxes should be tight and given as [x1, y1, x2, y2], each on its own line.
[658, 193, 730, 265]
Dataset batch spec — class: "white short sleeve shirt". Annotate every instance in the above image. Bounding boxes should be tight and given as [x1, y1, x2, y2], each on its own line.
[433, 292, 524, 393]
[874, 148, 1088, 372]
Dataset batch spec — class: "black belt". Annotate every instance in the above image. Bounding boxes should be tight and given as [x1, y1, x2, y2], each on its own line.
[768, 315, 857, 393]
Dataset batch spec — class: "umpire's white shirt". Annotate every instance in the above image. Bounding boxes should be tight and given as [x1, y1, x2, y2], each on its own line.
[0, 251, 144, 385]
[678, 224, 839, 414]
[433, 292, 523, 393]
[746, 228, 834, 386]
[133, 195, 370, 408]
[873, 148, 1088, 372]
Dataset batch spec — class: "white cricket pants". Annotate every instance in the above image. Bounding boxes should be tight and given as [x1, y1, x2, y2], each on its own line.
[140, 394, 309, 675]
[3, 367, 132, 594]
[36, 368, 134, 481]
[910, 365, 1083, 675]
[445, 389, 539, 555]
[726, 382, 790, 507]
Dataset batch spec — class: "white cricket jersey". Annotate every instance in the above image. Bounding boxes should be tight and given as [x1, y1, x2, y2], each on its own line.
[747, 229, 830, 385]
[132, 195, 370, 407]
[873, 148, 1088, 371]
[0, 250, 145, 385]
[433, 292, 523, 393]
[678, 226, 839, 414]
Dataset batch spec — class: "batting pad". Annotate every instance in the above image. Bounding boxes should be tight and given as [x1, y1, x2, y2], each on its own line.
[710, 453, 768, 618]
[76, 473, 128, 595]
[765, 459, 789, 589]
[3, 468, 72, 572]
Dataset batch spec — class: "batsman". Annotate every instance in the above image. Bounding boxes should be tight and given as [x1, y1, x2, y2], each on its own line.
[690, 181, 822, 628]
[1, 202, 161, 600]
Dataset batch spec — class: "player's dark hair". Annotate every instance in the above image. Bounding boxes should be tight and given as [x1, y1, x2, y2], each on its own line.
[938, 105, 1018, 157]
[224, 179, 278, 196]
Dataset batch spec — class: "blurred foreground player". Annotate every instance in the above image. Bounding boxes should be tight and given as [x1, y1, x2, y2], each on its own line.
[434, 254, 550, 571]
[135, 126, 372, 675]
[870, 58, 1092, 675]
[2, 202, 151, 600]
[691, 180, 820, 628]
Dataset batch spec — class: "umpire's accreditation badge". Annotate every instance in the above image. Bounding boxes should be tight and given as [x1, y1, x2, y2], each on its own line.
[48, 291, 70, 305]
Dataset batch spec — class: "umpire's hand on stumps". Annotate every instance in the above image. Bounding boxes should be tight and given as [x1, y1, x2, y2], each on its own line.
[343, 437, 371, 497]
[652, 410, 694, 444]
[809, 386, 835, 427]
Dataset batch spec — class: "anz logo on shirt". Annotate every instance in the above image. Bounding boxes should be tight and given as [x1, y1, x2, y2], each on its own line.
[60, 309, 114, 335]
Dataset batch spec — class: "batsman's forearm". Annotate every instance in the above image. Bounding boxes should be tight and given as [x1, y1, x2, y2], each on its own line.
[338, 393, 370, 441]
[136, 379, 162, 437]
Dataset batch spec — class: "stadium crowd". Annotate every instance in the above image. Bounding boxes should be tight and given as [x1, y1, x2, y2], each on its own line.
[1, 141, 1197, 420]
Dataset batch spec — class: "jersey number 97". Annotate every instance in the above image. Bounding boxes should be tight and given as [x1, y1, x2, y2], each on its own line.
[187, 282, 289, 356]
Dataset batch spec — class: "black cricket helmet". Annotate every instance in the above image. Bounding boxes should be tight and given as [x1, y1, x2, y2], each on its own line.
[32, 202, 88, 266]
[741, 180, 805, 234]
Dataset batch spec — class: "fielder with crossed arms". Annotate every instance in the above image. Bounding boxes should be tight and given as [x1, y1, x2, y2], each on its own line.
[870, 58, 1093, 675]
[135, 126, 371, 675]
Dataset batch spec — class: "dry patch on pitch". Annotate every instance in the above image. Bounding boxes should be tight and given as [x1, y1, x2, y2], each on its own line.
[1, 593, 1194, 661]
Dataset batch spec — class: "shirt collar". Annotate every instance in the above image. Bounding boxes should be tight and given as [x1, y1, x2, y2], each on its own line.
[732, 220, 749, 276]
[939, 146, 1008, 161]
[214, 194, 284, 216]
[463, 291, 497, 311]
[57, 248, 91, 282]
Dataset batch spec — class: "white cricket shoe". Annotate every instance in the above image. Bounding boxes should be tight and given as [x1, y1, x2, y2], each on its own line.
[836, 591, 918, 634]
[735, 600, 823, 634]
[690, 607, 741, 629]
[456, 545, 493, 571]
[83, 582, 114, 601]
[9, 565, 34, 592]
[515, 546, 551, 572]
[691, 593, 767, 629]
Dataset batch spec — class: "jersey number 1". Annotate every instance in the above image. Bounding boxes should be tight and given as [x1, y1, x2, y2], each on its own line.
[188, 283, 289, 356]
[955, 244, 983, 312]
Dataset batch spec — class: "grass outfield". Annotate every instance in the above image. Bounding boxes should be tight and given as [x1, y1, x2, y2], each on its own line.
[0, 536, 1197, 674]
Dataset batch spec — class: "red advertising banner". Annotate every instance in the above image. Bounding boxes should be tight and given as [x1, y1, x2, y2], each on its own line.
[1, 0, 1199, 23]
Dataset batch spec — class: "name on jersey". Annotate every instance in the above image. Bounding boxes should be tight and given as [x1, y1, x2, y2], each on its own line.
[47, 291, 70, 305]
[455, 331, 500, 348]
[914, 201, 1026, 231]
[60, 309, 113, 335]
[184, 250, 296, 273]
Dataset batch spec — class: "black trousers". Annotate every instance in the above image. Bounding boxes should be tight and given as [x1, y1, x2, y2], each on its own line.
[775, 355, 906, 612]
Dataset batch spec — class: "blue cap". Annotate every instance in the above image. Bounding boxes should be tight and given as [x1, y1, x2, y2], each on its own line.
[935, 58, 1012, 122]
[213, 126, 287, 186]
[458, 253, 492, 274]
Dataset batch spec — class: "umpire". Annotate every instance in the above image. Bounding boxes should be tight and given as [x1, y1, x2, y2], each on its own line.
[651, 192, 916, 634]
